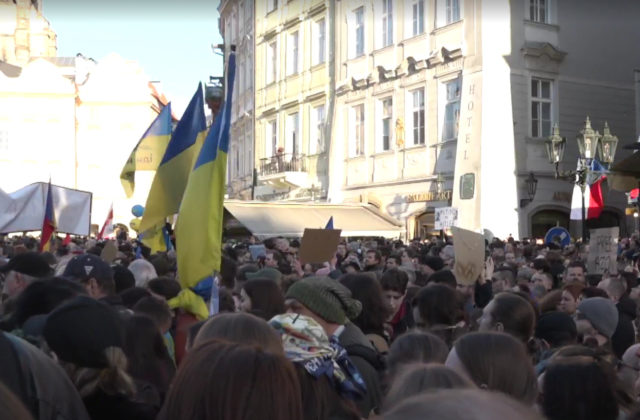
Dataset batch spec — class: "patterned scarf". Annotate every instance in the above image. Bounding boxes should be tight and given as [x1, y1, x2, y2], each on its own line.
[270, 313, 367, 399]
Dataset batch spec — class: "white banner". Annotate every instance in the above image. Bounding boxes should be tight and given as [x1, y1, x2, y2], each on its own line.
[435, 207, 458, 230]
[0, 183, 92, 235]
[587, 227, 619, 275]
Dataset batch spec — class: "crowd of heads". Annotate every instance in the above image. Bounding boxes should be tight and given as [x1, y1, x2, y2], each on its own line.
[2, 230, 640, 419]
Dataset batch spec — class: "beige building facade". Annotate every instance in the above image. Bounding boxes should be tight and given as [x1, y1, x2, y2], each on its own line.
[0, 0, 56, 66]
[252, 0, 331, 201]
[219, 0, 256, 200]
[224, 0, 640, 240]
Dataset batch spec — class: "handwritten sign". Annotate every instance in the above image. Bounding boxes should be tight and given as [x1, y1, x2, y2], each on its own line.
[299, 228, 342, 264]
[452, 226, 485, 286]
[587, 227, 619, 275]
[435, 207, 458, 230]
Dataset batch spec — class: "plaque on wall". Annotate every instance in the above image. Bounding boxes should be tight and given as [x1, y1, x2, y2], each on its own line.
[460, 173, 475, 200]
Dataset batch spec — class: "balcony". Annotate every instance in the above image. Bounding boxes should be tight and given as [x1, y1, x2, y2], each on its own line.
[256, 153, 314, 196]
[258, 153, 307, 176]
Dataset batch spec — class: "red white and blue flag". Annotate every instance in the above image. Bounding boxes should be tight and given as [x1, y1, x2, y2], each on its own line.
[39, 181, 56, 251]
[98, 204, 114, 239]
[570, 160, 607, 220]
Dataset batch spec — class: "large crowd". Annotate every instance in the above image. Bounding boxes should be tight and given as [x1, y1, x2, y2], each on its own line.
[2, 230, 640, 420]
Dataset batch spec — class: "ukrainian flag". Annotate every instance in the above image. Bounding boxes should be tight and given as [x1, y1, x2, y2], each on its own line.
[176, 53, 236, 288]
[120, 104, 173, 198]
[139, 84, 207, 233]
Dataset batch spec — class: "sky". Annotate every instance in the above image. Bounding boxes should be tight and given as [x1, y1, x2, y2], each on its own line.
[43, 0, 225, 117]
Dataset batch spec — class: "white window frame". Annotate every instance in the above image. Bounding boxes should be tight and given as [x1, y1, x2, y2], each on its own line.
[266, 119, 277, 158]
[355, 7, 365, 57]
[309, 104, 326, 155]
[266, 41, 277, 84]
[313, 19, 326, 65]
[530, 78, 553, 138]
[285, 112, 300, 157]
[440, 76, 461, 141]
[528, 0, 549, 23]
[349, 104, 365, 157]
[376, 97, 393, 152]
[408, 89, 425, 145]
[245, 51, 253, 90]
[412, 0, 425, 36]
[381, 0, 393, 47]
[287, 31, 299, 76]
[436, 0, 462, 28]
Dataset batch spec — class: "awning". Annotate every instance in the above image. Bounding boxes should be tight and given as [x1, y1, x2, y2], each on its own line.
[609, 152, 640, 192]
[224, 200, 403, 239]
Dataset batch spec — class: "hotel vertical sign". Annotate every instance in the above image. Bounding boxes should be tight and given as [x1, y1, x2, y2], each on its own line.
[452, 71, 483, 232]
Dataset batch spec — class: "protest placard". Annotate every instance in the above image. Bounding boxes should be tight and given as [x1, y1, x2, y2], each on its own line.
[435, 207, 458, 230]
[100, 240, 118, 263]
[587, 227, 619, 275]
[299, 228, 342, 264]
[452, 226, 485, 286]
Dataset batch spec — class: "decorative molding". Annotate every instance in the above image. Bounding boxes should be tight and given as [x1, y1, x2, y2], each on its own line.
[521, 42, 567, 63]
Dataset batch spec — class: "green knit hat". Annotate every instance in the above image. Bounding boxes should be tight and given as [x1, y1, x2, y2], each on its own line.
[285, 276, 362, 325]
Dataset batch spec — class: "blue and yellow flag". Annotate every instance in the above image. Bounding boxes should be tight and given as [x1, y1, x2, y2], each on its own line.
[120, 104, 173, 198]
[176, 53, 236, 288]
[139, 84, 207, 233]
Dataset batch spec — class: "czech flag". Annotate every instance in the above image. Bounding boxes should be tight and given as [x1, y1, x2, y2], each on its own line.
[98, 203, 113, 239]
[570, 160, 606, 220]
[39, 181, 56, 252]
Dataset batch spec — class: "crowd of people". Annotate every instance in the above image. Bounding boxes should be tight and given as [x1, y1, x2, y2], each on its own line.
[2, 230, 640, 420]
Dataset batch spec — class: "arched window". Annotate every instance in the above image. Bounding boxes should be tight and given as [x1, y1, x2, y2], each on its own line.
[531, 209, 569, 239]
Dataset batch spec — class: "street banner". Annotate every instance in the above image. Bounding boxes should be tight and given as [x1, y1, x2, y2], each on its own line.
[299, 228, 342, 264]
[0, 183, 92, 235]
[435, 207, 458, 230]
[587, 227, 619, 275]
[452, 226, 485, 286]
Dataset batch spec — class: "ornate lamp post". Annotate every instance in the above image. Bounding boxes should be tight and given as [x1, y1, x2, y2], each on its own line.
[544, 117, 617, 242]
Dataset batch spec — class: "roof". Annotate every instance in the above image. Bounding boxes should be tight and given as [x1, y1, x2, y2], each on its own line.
[0, 61, 22, 77]
[224, 200, 403, 239]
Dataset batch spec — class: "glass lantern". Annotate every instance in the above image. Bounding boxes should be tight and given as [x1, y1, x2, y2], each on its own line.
[597, 122, 619, 164]
[576, 117, 600, 160]
[545, 123, 566, 164]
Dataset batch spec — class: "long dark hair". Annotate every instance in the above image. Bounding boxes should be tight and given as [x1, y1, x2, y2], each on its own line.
[123, 315, 175, 400]
[452, 332, 537, 405]
[159, 340, 303, 420]
[387, 331, 449, 378]
[412, 284, 465, 347]
[242, 278, 286, 321]
[339, 273, 391, 336]
[293, 364, 360, 420]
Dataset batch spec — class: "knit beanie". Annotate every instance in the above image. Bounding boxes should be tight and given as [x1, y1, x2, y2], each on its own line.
[535, 311, 577, 347]
[578, 297, 619, 339]
[43, 296, 124, 368]
[285, 277, 362, 325]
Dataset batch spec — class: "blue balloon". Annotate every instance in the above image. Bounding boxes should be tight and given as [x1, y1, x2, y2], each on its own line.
[131, 205, 145, 217]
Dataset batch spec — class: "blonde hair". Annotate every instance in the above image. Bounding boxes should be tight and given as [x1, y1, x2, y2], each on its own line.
[63, 347, 135, 398]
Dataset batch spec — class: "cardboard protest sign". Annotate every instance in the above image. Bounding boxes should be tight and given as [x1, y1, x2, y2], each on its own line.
[435, 207, 458, 230]
[452, 226, 485, 286]
[249, 244, 267, 261]
[299, 228, 342, 264]
[100, 240, 118, 264]
[587, 227, 619, 275]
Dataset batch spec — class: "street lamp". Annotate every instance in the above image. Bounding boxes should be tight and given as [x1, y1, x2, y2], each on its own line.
[597, 122, 619, 164]
[526, 172, 538, 201]
[543, 117, 618, 242]
[435, 173, 445, 195]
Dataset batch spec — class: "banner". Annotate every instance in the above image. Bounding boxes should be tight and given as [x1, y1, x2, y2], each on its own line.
[0, 183, 92, 235]
[435, 207, 458, 230]
[587, 227, 619, 275]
